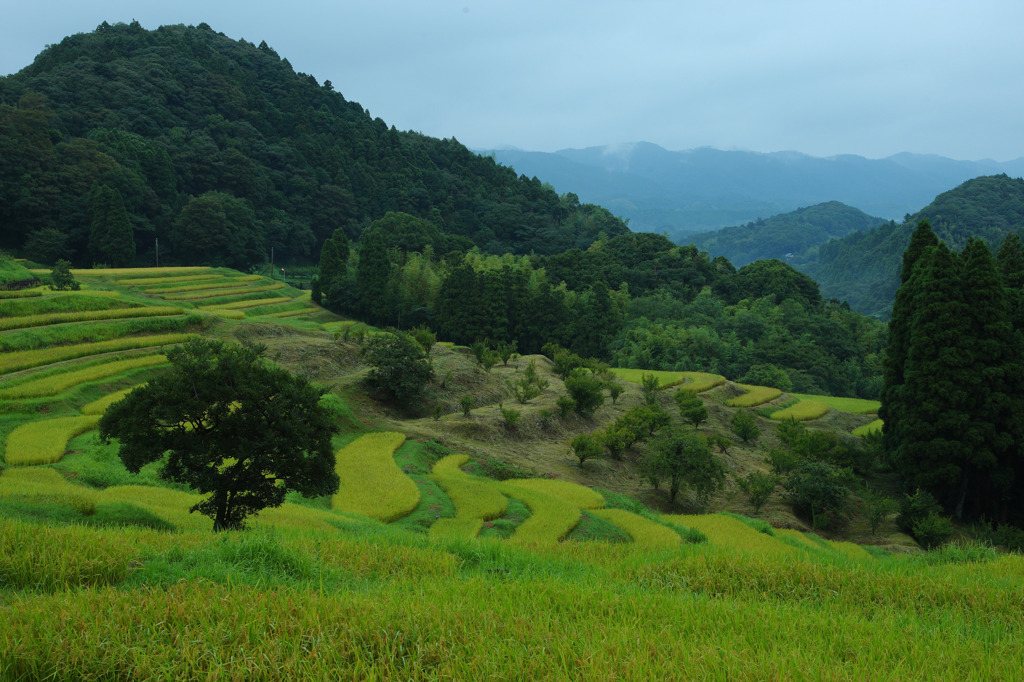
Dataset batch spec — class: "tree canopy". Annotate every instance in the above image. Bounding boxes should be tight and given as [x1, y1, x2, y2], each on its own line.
[98, 339, 340, 531]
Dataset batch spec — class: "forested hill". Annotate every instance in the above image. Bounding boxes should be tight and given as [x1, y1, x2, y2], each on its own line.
[688, 201, 887, 268]
[0, 21, 627, 268]
[793, 175, 1024, 319]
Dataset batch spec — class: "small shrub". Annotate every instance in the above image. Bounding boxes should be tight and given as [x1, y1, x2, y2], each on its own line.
[556, 396, 575, 419]
[460, 395, 474, 417]
[735, 471, 779, 513]
[764, 447, 800, 476]
[860, 487, 898, 535]
[606, 380, 624, 404]
[570, 433, 602, 468]
[731, 410, 760, 443]
[640, 373, 660, 405]
[913, 512, 955, 550]
[432, 404, 444, 421]
[564, 368, 605, 416]
[897, 488, 942, 534]
[500, 407, 521, 430]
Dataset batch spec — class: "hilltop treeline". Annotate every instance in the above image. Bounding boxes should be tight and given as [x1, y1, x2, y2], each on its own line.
[0, 22, 626, 268]
[795, 175, 1024, 318]
[689, 201, 887, 268]
[319, 218, 886, 399]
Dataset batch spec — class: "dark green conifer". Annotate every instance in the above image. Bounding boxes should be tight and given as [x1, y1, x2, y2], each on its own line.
[87, 184, 135, 267]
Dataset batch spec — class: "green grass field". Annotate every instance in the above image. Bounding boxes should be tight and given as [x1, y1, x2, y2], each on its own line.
[3, 265, 1021, 679]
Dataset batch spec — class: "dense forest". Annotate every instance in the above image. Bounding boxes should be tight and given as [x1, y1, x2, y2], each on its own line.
[794, 175, 1024, 318]
[317, 221, 887, 399]
[0, 21, 627, 268]
[881, 222, 1024, 526]
[689, 201, 887, 268]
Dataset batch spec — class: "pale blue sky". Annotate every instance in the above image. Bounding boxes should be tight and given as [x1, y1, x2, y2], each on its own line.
[2, 0, 1021, 161]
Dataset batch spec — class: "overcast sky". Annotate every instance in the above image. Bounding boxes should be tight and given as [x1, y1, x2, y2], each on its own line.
[2, 0, 1021, 161]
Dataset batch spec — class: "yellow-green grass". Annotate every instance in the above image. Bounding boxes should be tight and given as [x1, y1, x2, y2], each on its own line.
[505, 477, 605, 510]
[0, 354, 167, 398]
[331, 432, 420, 522]
[0, 306, 183, 331]
[428, 454, 508, 540]
[257, 308, 315, 318]
[0, 293, 132, 316]
[726, 383, 783, 407]
[0, 333, 195, 375]
[141, 279, 258, 295]
[116, 274, 225, 286]
[198, 309, 246, 320]
[199, 296, 293, 311]
[39, 288, 122, 298]
[81, 386, 141, 415]
[770, 399, 830, 421]
[169, 283, 286, 302]
[0, 290, 42, 299]
[4, 415, 102, 465]
[32, 267, 213, 278]
[853, 419, 884, 437]
[0, 314, 199, 354]
[790, 393, 881, 414]
[0, 466, 98, 513]
[590, 508, 681, 547]
[610, 368, 726, 392]
[664, 514, 801, 556]
[497, 481, 585, 546]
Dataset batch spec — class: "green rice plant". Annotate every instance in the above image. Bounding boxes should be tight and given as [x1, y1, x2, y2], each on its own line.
[590, 508, 681, 547]
[726, 383, 783, 407]
[0, 306, 183, 331]
[56, 267, 212, 278]
[0, 290, 42, 299]
[0, 314, 200, 353]
[116, 274, 224, 286]
[331, 432, 420, 522]
[258, 308, 315, 318]
[770, 399, 830, 421]
[0, 333, 195, 375]
[609, 368, 726, 393]
[428, 454, 509, 540]
[0, 293, 132, 317]
[199, 296, 292, 311]
[81, 386, 141, 415]
[0, 517, 135, 591]
[504, 477, 606, 510]
[141, 280, 256, 294]
[198, 309, 246, 320]
[852, 419, 884, 437]
[4, 415, 102, 465]
[497, 480, 586, 546]
[790, 393, 880, 414]
[0, 466, 98, 514]
[663, 514, 802, 556]
[169, 283, 286, 302]
[0, 354, 167, 398]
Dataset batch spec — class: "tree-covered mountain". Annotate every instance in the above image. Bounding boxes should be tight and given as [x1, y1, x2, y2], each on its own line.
[687, 201, 887, 268]
[793, 175, 1024, 319]
[0, 21, 627, 268]
[487, 143, 1024, 238]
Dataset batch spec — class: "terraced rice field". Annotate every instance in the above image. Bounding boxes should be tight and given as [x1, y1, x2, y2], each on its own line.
[497, 478, 606, 546]
[0, 355, 168, 398]
[726, 383, 783, 407]
[770, 399, 830, 421]
[590, 508, 681, 547]
[790, 393, 880, 414]
[3, 415, 102, 466]
[611, 368, 727, 392]
[429, 454, 509, 540]
[852, 419, 884, 436]
[332, 432, 420, 522]
[0, 334, 196, 375]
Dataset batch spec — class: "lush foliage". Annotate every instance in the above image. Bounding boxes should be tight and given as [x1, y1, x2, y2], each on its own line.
[98, 338, 340, 530]
[361, 330, 435, 403]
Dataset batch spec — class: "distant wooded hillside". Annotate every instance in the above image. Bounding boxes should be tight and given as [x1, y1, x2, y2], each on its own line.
[793, 175, 1024, 318]
[0, 22, 627, 268]
[488, 143, 1024, 238]
[688, 201, 887, 268]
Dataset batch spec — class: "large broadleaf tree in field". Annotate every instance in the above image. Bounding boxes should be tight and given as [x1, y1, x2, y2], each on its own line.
[99, 338, 340, 531]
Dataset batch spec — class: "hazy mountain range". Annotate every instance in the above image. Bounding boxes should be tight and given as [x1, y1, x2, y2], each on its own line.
[485, 143, 1024, 238]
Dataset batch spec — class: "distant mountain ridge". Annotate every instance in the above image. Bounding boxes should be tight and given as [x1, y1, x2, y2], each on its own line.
[687, 201, 888, 268]
[486, 143, 1024, 238]
[793, 174, 1024, 319]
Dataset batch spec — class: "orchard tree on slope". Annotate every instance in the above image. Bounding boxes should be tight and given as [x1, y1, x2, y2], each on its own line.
[99, 339, 340, 531]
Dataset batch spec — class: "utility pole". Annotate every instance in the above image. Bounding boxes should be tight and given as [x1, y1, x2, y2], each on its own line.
[155, 237, 159, 266]
[270, 246, 274, 279]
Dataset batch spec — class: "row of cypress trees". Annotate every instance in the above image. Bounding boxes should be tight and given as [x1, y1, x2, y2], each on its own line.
[880, 221, 1024, 523]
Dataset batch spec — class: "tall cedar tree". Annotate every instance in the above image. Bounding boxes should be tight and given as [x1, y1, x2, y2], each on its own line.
[879, 220, 938, 453]
[98, 339, 340, 531]
[317, 237, 346, 310]
[87, 184, 135, 266]
[355, 231, 393, 325]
